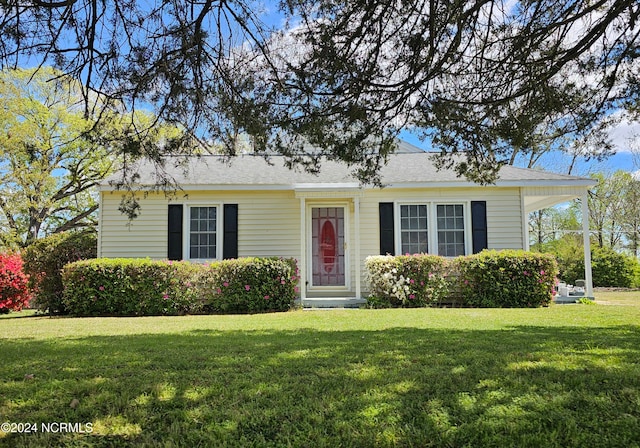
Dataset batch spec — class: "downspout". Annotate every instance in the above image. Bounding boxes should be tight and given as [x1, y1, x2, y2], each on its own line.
[581, 191, 594, 298]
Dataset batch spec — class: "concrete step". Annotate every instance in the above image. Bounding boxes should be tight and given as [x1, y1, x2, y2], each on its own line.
[302, 297, 367, 308]
[554, 296, 578, 304]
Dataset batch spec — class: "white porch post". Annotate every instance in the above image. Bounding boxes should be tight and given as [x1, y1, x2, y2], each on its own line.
[354, 196, 361, 300]
[299, 197, 306, 305]
[581, 191, 594, 298]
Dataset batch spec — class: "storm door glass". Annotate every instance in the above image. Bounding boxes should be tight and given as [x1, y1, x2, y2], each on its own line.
[311, 207, 345, 286]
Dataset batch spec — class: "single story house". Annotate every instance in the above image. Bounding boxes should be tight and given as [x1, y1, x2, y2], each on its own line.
[98, 145, 597, 306]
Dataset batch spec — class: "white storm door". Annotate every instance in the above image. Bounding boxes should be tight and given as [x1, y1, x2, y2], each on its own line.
[311, 206, 346, 287]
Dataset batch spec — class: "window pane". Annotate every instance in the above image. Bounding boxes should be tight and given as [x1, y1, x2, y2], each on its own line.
[189, 206, 217, 259]
[437, 204, 465, 256]
[400, 204, 428, 254]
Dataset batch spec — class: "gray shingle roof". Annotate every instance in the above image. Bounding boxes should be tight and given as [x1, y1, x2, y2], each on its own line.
[102, 151, 595, 189]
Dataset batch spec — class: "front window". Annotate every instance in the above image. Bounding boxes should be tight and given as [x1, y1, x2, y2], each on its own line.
[189, 206, 217, 259]
[400, 204, 428, 254]
[437, 204, 465, 256]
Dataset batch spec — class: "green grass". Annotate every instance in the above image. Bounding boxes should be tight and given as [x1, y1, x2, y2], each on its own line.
[1, 290, 639, 447]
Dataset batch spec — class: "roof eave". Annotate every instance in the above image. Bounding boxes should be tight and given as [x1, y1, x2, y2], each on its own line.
[99, 178, 596, 192]
[384, 179, 597, 188]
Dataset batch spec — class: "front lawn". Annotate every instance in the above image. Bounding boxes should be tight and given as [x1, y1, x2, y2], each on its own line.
[1, 291, 639, 447]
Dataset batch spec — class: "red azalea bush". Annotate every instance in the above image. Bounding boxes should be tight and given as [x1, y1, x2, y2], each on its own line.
[0, 252, 31, 313]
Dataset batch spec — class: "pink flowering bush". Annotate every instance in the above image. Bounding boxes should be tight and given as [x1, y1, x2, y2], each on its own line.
[453, 250, 559, 307]
[365, 254, 449, 308]
[62, 257, 298, 316]
[366, 250, 558, 308]
[199, 257, 298, 314]
[0, 252, 31, 313]
[62, 258, 200, 316]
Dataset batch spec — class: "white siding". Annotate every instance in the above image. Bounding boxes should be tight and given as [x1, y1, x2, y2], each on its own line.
[99, 190, 301, 260]
[100, 192, 169, 259]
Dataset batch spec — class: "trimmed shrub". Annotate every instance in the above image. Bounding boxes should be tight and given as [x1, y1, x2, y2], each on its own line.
[632, 260, 640, 289]
[23, 231, 97, 314]
[62, 259, 201, 316]
[199, 257, 298, 314]
[365, 254, 449, 308]
[0, 252, 31, 313]
[591, 247, 635, 288]
[454, 250, 558, 307]
[61, 257, 299, 316]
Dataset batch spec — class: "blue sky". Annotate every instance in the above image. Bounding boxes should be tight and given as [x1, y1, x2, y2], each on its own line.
[399, 128, 638, 177]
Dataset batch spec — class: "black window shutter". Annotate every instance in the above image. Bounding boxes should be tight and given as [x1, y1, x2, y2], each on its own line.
[167, 204, 183, 260]
[471, 201, 488, 254]
[379, 202, 395, 255]
[223, 204, 238, 259]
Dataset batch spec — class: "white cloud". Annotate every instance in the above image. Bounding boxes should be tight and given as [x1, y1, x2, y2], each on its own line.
[608, 116, 640, 153]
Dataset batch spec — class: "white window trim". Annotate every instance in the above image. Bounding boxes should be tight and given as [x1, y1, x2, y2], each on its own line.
[183, 203, 223, 261]
[394, 201, 472, 257]
[434, 202, 471, 257]
[396, 202, 430, 256]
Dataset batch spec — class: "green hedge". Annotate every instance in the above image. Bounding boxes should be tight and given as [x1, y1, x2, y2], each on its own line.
[365, 254, 449, 308]
[454, 250, 559, 308]
[199, 257, 298, 313]
[62, 259, 201, 316]
[365, 250, 559, 308]
[61, 257, 299, 316]
[23, 231, 97, 314]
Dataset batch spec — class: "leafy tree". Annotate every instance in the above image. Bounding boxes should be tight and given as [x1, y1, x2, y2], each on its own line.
[529, 206, 580, 248]
[0, 68, 125, 248]
[0, 67, 116, 247]
[620, 174, 640, 257]
[0, 67, 186, 245]
[588, 171, 636, 250]
[0, 0, 637, 184]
